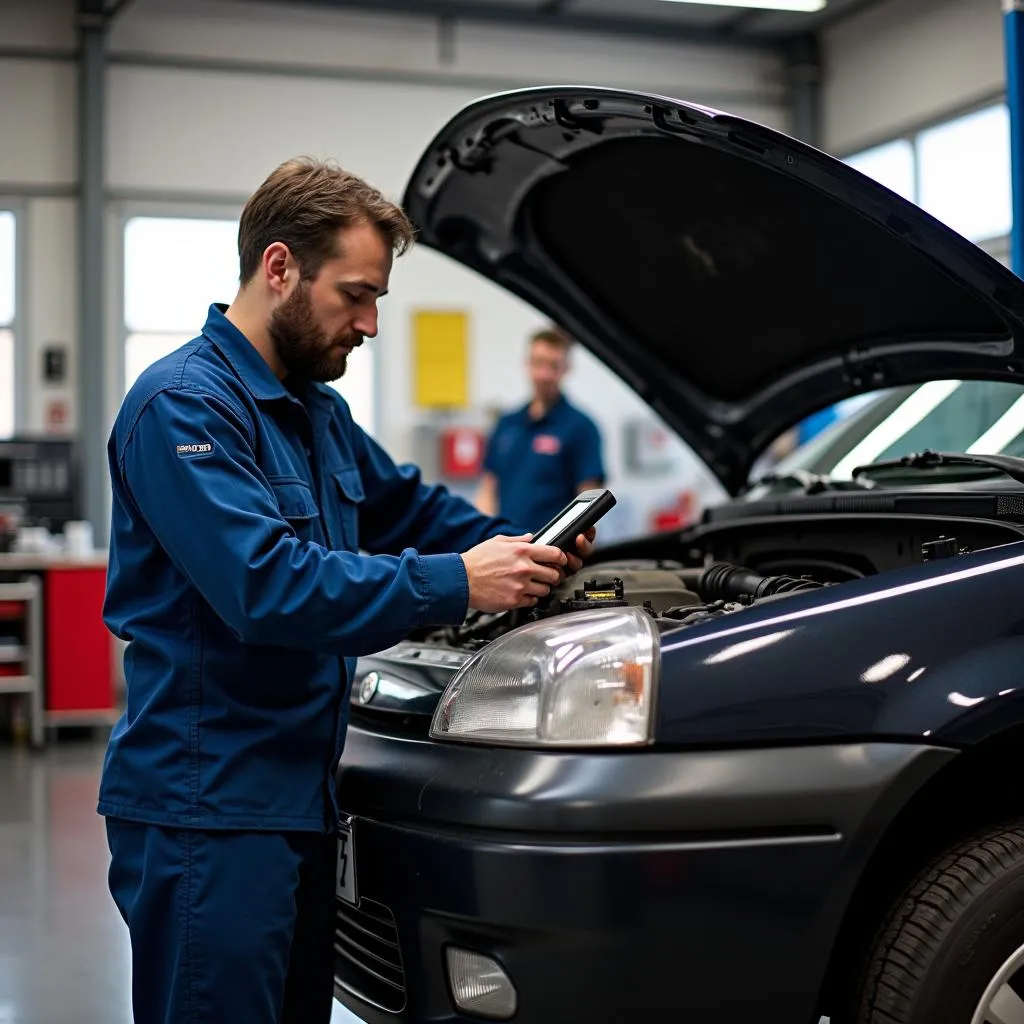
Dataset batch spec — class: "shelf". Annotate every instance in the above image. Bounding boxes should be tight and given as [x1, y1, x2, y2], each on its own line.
[0, 647, 26, 664]
[0, 676, 34, 694]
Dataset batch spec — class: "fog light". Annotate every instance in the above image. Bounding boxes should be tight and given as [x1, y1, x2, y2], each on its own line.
[445, 947, 517, 1019]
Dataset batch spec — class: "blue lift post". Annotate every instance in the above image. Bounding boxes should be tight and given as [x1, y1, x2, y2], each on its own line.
[1006, 0, 1024, 275]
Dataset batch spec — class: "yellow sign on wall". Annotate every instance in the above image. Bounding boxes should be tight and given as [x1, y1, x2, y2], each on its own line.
[412, 310, 469, 409]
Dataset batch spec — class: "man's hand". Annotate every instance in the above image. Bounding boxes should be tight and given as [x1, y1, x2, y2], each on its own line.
[564, 526, 596, 576]
[461, 535, 568, 613]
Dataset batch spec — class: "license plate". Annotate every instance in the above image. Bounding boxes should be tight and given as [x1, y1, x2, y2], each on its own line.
[336, 823, 357, 905]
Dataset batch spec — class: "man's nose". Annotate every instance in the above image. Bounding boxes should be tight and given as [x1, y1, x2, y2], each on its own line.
[355, 307, 379, 339]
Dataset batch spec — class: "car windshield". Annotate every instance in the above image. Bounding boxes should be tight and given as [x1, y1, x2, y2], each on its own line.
[761, 379, 1024, 483]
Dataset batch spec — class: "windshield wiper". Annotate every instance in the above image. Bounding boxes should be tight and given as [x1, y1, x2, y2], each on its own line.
[748, 469, 876, 495]
[852, 449, 1024, 487]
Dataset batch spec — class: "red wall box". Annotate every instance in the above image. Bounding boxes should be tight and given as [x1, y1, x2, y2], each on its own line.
[439, 427, 484, 479]
[44, 566, 113, 714]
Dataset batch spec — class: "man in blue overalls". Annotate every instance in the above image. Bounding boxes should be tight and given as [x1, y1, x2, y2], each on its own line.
[476, 326, 605, 528]
[99, 157, 595, 1024]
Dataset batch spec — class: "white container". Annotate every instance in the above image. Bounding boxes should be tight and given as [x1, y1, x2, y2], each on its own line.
[14, 527, 52, 554]
[63, 520, 94, 558]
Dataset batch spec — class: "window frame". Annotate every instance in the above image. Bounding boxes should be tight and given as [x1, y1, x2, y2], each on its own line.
[115, 202, 381, 436]
[0, 199, 26, 439]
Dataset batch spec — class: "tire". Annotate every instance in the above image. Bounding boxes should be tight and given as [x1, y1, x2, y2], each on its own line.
[854, 822, 1024, 1024]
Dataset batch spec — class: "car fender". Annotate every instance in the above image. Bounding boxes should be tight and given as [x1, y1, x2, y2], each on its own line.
[655, 540, 1024, 745]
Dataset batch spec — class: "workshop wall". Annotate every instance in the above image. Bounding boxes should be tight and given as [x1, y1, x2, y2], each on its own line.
[3, 0, 1013, 538]
[4, 0, 790, 538]
[102, 0, 786, 532]
[822, 0, 1004, 154]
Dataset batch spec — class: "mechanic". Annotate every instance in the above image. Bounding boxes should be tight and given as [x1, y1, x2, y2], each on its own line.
[97, 157, 596, 1024]
[476, 325, 605, 528]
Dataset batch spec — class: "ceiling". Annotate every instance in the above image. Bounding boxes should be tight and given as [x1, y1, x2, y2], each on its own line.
[262, 0, 890, 48]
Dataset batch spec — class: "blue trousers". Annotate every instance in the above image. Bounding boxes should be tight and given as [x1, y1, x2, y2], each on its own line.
[105, 818, 336, 1024]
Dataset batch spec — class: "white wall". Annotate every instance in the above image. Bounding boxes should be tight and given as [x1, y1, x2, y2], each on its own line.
[0, 0, 76, 50]
[108, 0, 785, 121]
[1, 0, 784, 537]
[822, 0, 1005, 154]
[24, 199, 78, 435]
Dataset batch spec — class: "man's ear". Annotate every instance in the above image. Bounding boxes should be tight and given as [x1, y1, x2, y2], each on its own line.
[263, 242, 293, 295]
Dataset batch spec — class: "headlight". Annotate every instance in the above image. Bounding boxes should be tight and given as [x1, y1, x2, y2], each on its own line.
[429, 606, 658, 748]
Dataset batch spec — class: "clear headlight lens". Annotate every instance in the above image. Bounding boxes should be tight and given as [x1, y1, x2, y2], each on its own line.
[429, 606, 658, 747]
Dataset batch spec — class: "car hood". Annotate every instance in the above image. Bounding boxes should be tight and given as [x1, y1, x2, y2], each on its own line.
[403, 86, 1024, 494]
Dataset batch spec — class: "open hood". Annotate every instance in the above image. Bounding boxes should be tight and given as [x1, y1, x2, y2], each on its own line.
[403, 86, 1024, 494]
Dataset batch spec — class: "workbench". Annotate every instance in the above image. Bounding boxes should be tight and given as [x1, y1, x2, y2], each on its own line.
[0, 553, 115, 746]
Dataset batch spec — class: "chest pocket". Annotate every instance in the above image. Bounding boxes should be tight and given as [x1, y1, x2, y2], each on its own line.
[331, 466, 365, 551]
[268, 477, 322, 544]
[529, 436, 568, 483]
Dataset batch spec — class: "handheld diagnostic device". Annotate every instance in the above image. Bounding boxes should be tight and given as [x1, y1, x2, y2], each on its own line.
[530, 488, 616, 554]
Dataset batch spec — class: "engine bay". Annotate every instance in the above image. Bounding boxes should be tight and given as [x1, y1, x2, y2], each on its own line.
[417, 559, 832, 651]
[412, 506, 1024, 653]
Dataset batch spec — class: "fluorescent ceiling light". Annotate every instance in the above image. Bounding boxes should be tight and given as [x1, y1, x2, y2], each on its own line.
[656, 0, 826, 11]
[967, 394, 1024, 454]
[829, 380, 961, 480]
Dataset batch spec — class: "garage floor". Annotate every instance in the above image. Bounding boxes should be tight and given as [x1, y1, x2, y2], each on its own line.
[0, 738, 363, 1024]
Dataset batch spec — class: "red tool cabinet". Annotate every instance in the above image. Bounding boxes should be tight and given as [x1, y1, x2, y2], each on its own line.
[0, 555, 116, 743]
[43, 564, 115, 720]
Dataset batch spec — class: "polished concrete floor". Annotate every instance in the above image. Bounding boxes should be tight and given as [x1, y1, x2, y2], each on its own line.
[0, 737, 364, 1024]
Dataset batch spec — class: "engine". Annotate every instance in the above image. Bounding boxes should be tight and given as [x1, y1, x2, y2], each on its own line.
[417, 559, 828, 652]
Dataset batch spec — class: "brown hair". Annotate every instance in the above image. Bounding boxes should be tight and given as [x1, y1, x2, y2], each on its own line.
[237, 156, 415, 283]
[530, 326, 574, 352]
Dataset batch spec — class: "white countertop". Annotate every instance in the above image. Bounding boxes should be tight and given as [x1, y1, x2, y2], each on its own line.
[0, 552, 109, 571]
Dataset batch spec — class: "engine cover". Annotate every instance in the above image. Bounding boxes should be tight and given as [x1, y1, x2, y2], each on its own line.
[550, 562, 700, 615]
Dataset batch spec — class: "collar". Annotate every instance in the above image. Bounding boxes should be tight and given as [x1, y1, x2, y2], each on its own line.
[202, 303, 290, 402]
[522, 392, 567, 425]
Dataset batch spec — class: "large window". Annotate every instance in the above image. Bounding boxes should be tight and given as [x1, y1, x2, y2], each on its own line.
[844, 139, 916, 203]
[0, 211, 15, 439]
[844, 102, 1011, 247]
[917, 105, 1012, 243]
[123, 216, 240, 393]
[123, 215, 375, 431]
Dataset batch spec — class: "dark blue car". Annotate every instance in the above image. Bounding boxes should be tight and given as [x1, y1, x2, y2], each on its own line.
[332, 87, 1024, 1024]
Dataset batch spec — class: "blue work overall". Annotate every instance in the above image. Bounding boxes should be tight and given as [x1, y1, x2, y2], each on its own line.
[99, 304, 515, 1023]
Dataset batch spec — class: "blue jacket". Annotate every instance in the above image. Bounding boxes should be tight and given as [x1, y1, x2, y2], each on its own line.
[99, 304, 515, 833]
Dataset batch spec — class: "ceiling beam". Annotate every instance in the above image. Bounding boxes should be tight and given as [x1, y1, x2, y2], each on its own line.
[242, 0, 781, 50]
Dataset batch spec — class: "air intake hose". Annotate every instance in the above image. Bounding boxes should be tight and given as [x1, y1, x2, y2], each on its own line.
[696, 563, 822, 603]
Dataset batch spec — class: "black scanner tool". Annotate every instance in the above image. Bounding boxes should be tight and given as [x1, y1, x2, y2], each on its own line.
[529, 488, 616, 556]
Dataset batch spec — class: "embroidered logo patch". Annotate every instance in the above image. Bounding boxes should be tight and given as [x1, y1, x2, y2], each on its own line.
[532, 434, 561, 456]
[176, 442, 214, 458]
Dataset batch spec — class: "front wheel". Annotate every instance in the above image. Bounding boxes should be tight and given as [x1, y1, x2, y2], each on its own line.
[854, 823, 1024, 1023]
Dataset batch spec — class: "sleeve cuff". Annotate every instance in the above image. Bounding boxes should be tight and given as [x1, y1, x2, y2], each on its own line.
[419, 552, 470, 625]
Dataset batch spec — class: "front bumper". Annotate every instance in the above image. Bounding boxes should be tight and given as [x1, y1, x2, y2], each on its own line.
[333, 722, 955, 1024]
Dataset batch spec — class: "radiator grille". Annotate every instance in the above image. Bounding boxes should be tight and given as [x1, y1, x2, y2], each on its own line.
[334, 897, 406, 1013]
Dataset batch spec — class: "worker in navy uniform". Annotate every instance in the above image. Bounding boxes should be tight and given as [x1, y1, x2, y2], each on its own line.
[98, 157, 596, 1024]
[476, 326, 605, 528]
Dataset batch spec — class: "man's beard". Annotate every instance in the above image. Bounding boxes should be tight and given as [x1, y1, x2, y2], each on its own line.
[268, 281, 361, 383]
